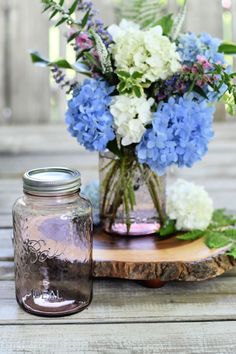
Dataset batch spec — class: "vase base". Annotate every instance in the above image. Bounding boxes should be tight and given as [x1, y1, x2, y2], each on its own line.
[105, 222, 161, 236]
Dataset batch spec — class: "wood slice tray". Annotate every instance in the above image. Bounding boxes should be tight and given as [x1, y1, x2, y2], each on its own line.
[93, 229, 236, 282]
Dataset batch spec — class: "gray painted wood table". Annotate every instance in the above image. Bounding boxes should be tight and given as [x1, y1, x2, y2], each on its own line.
[0, 124, 236, 353]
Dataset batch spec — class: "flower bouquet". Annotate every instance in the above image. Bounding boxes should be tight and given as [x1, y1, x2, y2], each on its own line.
[31, 0, 236, 237]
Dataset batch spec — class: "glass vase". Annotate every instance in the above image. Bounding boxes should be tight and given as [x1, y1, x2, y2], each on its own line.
[99, 151, 166, 236]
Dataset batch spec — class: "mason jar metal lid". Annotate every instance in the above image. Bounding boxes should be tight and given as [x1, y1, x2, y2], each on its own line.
[23, 167, 81, 196]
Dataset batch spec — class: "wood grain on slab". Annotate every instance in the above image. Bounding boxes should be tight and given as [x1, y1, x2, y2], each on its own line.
[93, 229, 236, 281]
[2, 227, 236, 282]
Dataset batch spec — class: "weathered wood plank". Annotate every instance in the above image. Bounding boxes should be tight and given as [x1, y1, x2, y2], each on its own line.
[0, 322, 236, 354]
[0, 153, 98, 178]
[1, 123, 236, 153]
[232, 0, 236, 79]
[0, 263, 14, 281]
[0, 127, 83, 154]
[90, 0, 116, 26]
[185, 0, 223, 37]
[0, 230, 13, 261]
[0, 216, 13, 229]
[1, 279, 236, 324]
[8, 0, 50, 124]
[0, 2, 5, 123]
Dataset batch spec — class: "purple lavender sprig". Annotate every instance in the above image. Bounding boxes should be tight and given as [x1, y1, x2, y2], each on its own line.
[51, 66, 77, 94]
[76, 1, 112, 47]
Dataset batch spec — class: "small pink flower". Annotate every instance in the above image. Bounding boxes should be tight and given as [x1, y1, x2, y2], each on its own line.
[196, 79, 205, 87]
[191, 65, 199, 74]
[197, 55, 212, 70]
[76, 33, 93, 50]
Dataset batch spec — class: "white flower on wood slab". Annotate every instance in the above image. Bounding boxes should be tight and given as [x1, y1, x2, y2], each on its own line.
[167, 179, 214, 231]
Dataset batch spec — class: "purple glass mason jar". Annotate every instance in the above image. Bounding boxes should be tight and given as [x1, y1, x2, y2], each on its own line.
[12, 167, 93, 317]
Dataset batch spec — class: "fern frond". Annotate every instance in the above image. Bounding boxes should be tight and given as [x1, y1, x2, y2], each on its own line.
[171, 0, 188, 40]
[118, 0, 167, 29]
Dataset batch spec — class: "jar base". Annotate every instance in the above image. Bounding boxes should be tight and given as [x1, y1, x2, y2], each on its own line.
[18, 293, 92, 317]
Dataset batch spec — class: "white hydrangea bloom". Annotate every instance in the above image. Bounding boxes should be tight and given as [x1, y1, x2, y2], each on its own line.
[108, 19, 140, 42]
[108, 20, 181, 84]
[167, 179, 214, 231]
[110, 95, 154, 146]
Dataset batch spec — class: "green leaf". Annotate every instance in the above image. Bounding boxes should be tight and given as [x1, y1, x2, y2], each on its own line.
[51, 59, 73, 69]
[155, 14, 174, 36]
[76, 48, 90, 60]
[118, 81, 126, 93]
[205, 231, 231, 249]
[83, 52, 99, 67]
[30, 51, 80, 71]
[159, 219, 176, 237]
[177, 230, 205, 241]
[42, 5, 52, 13]
[67, 31, 81, 43]
[59, 0, 65, 5]
[107, 140, 123, 158]
[193, 85, 209, 100]
[219, 41, 236, 55]
[227, 247, 236, 258]
[222, 229, 236, 240]
[131, 71, 143, 80]
[69, 0, 78, 15]
[55, 16, 68, 27]
[41, 0, 51, 4]
[81, 9, 91, 28]
[133, 86, 142, 98]
[49, 9, 59, 20]
[30, 51, 50, 66]
[210, 209, 236, 228]
[117, 71, 130, 79]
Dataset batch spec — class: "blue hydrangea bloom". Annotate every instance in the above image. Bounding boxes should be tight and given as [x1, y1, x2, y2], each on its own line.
[136, 95, 214, 175]
[177, 32, 225, 65]
[66, 79, 115, 152]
